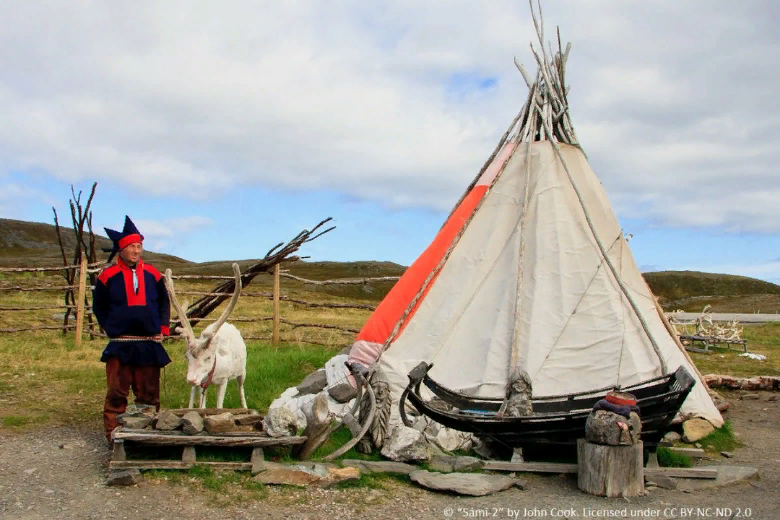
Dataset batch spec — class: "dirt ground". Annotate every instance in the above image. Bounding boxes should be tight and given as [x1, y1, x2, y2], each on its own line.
[1, 390, 778, 520]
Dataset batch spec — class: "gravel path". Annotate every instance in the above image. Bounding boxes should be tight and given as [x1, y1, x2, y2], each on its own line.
[1, 390, 777, 520]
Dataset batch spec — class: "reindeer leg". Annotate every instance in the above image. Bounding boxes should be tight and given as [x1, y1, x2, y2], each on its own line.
[199, 387, 206, 409]
[236, 375, 247, 409]
[188, 385, 197, 409]
[216, 381, 228, 409]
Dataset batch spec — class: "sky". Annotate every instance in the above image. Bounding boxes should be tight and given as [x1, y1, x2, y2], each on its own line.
[1, 1, 779, 283]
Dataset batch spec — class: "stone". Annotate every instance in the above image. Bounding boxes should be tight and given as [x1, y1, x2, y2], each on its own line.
[24, 468, 37, 475]
[328, 382, 357, 403]
[296, 370, 328, 395]
[695, 443, 702, 449]
[106, 469, 143, 486]
[203, 412, 235, 434]
[341, 459, 418, 475]
[317, 467, 361, 487]
[472, 437, 500, 460]
[740, 393, 760, 400]
[652, 475, 678, 490]
[119, 417, 151, 429]
[427, 455, 484, 473]
[767, 395, 778, 402]
[264, 406, 298, 437]
[681, 466, 758, 491]
[181, 411, 204, 435]
[381, 426, 431, 462]
[234, 411, 263, 426]
[154, 410, 182, 431]
[253, 462, 340, 487]
[682, 418, 715, 443]
[721, 451, 734, 458]
[409, 470, 521, 496]
[660, 431, 681, 446]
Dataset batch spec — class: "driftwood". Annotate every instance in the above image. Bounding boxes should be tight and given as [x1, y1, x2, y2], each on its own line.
[704, 374, 780, 391]
[577, 439, 644, 498]
[294, 393, 332, 460]
[170, 217, 335, 330]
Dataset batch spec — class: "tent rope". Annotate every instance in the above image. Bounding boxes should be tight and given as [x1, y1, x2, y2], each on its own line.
[536, 111, 667, 375]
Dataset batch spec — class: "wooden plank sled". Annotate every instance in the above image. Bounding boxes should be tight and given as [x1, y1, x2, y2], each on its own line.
[483, 460, 718, 479]
[109, 427, 304, 472]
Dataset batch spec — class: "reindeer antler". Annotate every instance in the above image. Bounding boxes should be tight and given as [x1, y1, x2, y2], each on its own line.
[202, 263, 242, 340]
[164, 268, 196, 346]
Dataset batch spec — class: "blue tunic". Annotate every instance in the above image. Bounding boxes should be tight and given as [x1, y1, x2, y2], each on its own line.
[92, 257, 172, 366]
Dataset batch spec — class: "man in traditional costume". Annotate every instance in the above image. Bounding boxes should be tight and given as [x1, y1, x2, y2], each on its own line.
[93, 216, 171, 442]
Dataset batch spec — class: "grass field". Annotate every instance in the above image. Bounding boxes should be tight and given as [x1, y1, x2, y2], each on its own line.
[1, 267, 779, 434]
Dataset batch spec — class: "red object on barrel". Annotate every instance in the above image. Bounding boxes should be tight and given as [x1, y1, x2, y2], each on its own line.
[605, 391, 637, 406]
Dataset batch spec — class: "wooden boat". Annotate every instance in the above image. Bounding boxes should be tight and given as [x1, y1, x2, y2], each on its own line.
[399, 362, 695, 449]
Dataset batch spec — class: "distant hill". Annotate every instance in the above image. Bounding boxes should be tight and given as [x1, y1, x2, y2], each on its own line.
[3, 218, 779, 311]
[0, 218, 191, 269]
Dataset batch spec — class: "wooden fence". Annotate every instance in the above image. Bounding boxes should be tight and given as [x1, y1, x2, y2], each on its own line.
[0, 258, 400, 347]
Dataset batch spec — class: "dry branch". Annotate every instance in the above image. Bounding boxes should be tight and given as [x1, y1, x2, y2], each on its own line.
[0, 261, 104, 273]
[0, 305, 92, 311]
[0, 285, 95, 292]
[279, 273, 400, 285]
[0, 324, 78, 333]
[170, 218, 335, 330]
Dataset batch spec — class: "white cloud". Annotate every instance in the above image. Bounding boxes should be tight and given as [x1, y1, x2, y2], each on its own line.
[135, 216, 215, 239]
[0, 1, 779, 232]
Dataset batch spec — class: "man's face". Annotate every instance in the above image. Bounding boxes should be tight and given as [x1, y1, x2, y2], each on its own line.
[120, 242, 143, 266]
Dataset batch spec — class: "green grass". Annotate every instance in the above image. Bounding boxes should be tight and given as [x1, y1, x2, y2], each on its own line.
[145, 465, 267, 505]
[690, 323, 780, 377]
[698, 421, 740, 453]
[657, 447, 693, 468]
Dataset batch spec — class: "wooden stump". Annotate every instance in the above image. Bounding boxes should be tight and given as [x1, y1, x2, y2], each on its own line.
[294, 393, 332, 460]
[577, 439, 644, 497]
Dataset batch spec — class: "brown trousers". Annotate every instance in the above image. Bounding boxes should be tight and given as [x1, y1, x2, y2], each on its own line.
[104, 357, 161, 441]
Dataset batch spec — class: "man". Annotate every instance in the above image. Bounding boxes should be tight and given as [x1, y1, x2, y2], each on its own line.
[92, 216, 171, 442]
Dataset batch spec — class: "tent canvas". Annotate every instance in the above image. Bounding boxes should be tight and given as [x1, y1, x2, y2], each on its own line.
[269, 8, 723, 447]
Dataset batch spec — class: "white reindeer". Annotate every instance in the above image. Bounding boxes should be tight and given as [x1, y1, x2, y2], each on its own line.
[164, 263, 248, 409]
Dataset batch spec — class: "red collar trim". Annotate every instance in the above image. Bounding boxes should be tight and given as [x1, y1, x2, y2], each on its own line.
[117, 257, 146, 306]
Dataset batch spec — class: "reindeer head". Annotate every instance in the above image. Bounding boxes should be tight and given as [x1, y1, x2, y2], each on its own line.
[164, 263, 242, 388]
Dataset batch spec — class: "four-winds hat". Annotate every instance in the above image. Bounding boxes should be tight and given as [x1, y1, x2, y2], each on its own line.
[102, 216, 144, 263]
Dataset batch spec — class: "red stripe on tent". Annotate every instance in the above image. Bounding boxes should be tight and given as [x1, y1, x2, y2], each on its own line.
[356, 184, 488, 345]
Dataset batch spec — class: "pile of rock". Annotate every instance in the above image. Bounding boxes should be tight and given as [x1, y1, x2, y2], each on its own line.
[117, 406, 264, 435]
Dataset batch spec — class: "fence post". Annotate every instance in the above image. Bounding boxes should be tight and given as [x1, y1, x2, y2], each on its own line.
[273, 263, 280, 345]
[75, 251, 87, 347]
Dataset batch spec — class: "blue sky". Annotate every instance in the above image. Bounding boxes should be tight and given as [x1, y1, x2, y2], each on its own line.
[1, 1, 779, 284]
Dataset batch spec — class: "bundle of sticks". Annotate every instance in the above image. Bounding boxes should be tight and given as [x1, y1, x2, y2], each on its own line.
[169, 217, 334, 331]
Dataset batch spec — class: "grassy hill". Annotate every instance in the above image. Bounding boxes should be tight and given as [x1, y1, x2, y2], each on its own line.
[2, 218, 779, 311]
[643, 270, 780, 313]
[0, 218, 192, 269]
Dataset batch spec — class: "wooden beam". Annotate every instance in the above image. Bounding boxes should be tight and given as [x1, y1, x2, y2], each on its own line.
[112, 430, 306, 447]
[482, 460, 718, 479]
[110, 460, 253, 471]
[273, 263, 280, 345]
[74, 252, 87, 347]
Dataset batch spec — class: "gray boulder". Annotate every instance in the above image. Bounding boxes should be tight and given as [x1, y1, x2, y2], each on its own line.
[106, 469, 143, 486]
[181, 411, 204, 435]
[328, 382, 358, 403]
[119, 416, 151, 429]
[296, 370, 328, 395]
[410, 470, 522, 496]
[341, 459, 417, 475]
[381, 426, 430, 462]
[154, 410, 182, 431]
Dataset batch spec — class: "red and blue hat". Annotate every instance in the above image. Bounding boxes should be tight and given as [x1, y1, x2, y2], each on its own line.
[102, 216, 144, 262]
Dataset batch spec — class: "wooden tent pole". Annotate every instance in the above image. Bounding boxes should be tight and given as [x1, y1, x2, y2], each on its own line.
[272, 264, 280, 345]
[75, 252, 87, 347]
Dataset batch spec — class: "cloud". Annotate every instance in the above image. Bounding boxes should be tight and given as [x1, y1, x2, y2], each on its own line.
[135, 216, 215, 239]
[0, 1, 779, 232]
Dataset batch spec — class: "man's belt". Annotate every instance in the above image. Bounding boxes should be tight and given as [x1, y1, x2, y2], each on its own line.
[109, 335, 163, 344]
